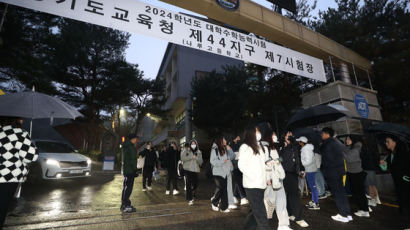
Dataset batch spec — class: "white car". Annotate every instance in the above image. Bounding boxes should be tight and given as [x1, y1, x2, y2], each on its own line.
[32, 140, 92, 180]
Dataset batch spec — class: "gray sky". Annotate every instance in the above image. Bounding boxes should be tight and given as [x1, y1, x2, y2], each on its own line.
[125, 0, 338, 80]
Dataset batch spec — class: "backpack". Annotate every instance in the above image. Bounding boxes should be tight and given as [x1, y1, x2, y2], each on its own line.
[206, 147, 219, 179]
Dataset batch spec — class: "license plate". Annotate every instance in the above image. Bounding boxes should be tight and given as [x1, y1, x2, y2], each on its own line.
[69, 170, 83, 174]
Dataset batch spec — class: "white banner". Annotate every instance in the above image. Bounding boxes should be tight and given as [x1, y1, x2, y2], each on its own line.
[1, 0, 326, 82]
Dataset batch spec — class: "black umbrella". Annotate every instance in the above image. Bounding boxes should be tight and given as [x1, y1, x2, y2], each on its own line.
[287, 104, 350, 129]
[292, 127, 322, 152]
[0, 90, 82, 136]
[367, 122, 410, 141]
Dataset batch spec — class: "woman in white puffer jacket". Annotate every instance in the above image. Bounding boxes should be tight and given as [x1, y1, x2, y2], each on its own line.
[261, 128, 292, 230]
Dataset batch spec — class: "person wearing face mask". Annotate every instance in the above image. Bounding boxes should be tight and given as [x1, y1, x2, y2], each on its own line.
[210, 136, 234, 213]
[238, 125, 271, 230]
[280, 131, 309, 228]
[181, 139, 203, 205]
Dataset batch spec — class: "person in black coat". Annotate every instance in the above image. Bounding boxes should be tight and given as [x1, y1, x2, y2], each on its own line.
[164, 142, 180, 195]
[320, 127, 351, 223]
[279, 131, 309, 228]
[380, 136, 410, 226]
[139, 141, 158, 191]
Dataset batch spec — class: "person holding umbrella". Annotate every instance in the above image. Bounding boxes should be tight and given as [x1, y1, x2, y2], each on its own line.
[380, 135, 410, 226]
[0, 117, 38, 228]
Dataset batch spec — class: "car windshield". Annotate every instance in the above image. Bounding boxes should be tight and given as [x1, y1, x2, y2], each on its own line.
[35, 141, 75, 153]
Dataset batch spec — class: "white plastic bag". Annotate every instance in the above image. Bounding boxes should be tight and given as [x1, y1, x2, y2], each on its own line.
[137, 156, 145, 169]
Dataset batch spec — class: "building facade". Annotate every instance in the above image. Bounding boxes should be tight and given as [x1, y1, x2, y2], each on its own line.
[138, 43, 243, 148]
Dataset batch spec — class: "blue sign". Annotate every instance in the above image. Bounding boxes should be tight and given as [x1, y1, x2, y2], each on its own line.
[216, 0, 240, 11]
[354, 94, 369, 118]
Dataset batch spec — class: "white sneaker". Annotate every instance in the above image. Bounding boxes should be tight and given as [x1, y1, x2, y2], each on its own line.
[289, 216, 295, 221]
[332, 214, 349, 223]
[277, 226, 293, 230]
[376, 196, 382, 205]
[233, 197, 239, 205]
[369, 207, 373, 212]
[211, 204, 219, 212]
[228, 204, 238, 209]
[240, 198, 249, 205]
[165, 190, 170, 195]
[142, 188, 147, 192]
[173, 190, 180, 195]
[220, 209, 231, 213]
[354, 210, 370, 217]
[188, 200, 194, 206]
[296, 220, 309, 228]
[348, 215, 353, 221]
[147, 186, 152, 191]
[368, 199, 377, 207]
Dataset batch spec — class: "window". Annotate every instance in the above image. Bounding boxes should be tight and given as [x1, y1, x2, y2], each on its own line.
[35, 141, 75, 153]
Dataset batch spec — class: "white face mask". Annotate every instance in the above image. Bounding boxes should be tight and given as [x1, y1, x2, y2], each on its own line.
[256, 132, 262, 142]
[191, 144, 197, 149]
[273, 135, 278, 143]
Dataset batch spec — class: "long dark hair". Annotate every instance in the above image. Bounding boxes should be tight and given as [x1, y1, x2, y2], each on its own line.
[347, 135, 362, 149]
[258, 122, 275, 150]
[215, 136, 226, 156]
[243, 126, 260, 155]
[0, 117, 22, 128]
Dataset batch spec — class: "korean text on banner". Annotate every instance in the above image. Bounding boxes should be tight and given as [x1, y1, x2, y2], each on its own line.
[0, 0, 326, 82]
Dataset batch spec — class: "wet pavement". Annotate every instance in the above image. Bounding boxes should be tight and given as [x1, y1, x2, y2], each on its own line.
[3, 170, 407, 230]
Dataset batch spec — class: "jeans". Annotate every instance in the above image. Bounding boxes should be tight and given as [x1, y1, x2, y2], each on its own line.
[185, 171, 198, 201]
[315, 170, 326, 196]
[233, 169, 246, 199]
[325, 173, 351, 217]
[306, 172, 319, 204]
[121, 174, 135, 207]
[244, 188, 270, 230]
[212, 176, 228, 211]
[142, 166, 154, 189]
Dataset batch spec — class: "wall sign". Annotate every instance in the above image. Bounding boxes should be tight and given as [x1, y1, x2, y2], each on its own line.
[0, 0, 326, 82]
[216, 0, 240, 11]
[354, 94, 369, 118]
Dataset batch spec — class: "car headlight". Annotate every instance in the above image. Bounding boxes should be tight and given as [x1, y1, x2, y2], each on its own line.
[46, 159, 60, 167]
[87, 159, 92, 166]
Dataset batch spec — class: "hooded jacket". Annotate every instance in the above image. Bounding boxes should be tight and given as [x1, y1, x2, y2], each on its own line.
[301, 143, 317, 173]
[210, 143, 234, 178]
[344, 142, 363, 173]
[0, 125, 38, 183]
[181, 139, 203, 173]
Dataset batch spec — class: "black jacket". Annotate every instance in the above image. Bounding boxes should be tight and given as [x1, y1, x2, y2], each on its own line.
[320, 138, 345, 176]
[387, 143, 410, 187]
[280, 142, 302, 174]
[163, 147, 180, 170]
[139, 148, 157, 168]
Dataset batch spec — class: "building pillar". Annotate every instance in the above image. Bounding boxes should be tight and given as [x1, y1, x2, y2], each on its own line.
[185, 97, 192, 142]
[339, 62, 352, 84]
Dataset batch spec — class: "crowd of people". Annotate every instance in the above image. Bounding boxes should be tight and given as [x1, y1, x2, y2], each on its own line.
[1, 115, 409, 229]
[120, 121, 410, 230]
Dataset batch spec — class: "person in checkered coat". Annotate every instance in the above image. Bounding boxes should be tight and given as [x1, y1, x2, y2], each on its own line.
[0, 117, 38, 228]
